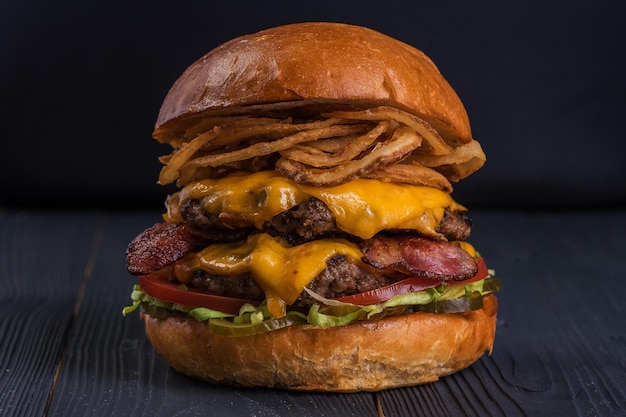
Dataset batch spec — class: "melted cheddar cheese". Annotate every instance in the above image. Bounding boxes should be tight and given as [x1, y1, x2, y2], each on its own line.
[166, 170, 465, 239]
[174, 233, 365, 317]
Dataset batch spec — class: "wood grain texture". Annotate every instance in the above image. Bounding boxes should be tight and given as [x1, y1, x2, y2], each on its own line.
[1, 209, 625, 416]
[0, 211, 104, 417]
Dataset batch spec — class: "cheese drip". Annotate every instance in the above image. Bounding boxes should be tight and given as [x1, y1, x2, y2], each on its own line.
[174, 233, 364, 317]
[166, 171, 465, 239]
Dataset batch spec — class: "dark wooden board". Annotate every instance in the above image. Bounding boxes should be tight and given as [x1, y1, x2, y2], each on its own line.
[2, 209, 626, 416]
[0, 211, 104, 417]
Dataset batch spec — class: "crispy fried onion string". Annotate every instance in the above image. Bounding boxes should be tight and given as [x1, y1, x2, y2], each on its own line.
[364, 163, 453, 193]
[324, 107, 453, 155]
[276, 127, 422, 186]
[159, 117, 361, 185]
[185, 123, 370, 168]
[279, 121, 393, 168]
[403, 140, 486, 182]
[159, 117, 286, 185]
[158, 106, 485, 190]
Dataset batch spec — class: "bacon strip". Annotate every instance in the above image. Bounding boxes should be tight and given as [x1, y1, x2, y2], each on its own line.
[360, 235, 478, 281]
[125, 222, 250, 275]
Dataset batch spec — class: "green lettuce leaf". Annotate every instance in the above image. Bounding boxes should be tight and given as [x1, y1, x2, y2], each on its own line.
[123, 277, 501, 334]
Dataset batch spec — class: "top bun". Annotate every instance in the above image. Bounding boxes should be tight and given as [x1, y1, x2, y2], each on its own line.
[154, 22, 472, 147]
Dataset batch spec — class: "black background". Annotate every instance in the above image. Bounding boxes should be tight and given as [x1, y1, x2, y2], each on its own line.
[2, 0, 625, 209]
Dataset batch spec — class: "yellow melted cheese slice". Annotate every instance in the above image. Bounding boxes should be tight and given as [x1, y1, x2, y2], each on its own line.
[168, 170, 465, 239]
[174, 233, 364, 317]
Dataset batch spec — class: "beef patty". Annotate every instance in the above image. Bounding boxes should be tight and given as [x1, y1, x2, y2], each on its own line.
[180, 197, 472, 244]
[190, 255, 395, 307]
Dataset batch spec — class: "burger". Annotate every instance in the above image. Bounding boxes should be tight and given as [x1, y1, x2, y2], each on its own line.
[123, 22, 501, 392]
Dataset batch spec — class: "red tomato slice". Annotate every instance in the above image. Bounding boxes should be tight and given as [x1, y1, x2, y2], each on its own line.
[138, 275, 259, 316]
[333, 257, 490, 305]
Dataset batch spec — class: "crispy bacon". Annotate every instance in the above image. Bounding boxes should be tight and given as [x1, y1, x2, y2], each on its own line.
[125, 222, 250, 275]
[360, 235, 478, 281]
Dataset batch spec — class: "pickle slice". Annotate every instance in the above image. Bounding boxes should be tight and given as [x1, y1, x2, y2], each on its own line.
[482, 277, 502, 293]
[414, 292, 484, 314]
[208, 314, 306, 337]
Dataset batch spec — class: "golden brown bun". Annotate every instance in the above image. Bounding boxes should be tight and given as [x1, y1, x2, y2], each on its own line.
[142, 294, 497, 392]
[154, 22, 472, 147]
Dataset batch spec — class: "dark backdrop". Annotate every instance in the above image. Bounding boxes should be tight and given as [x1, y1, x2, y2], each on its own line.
[2, 0, 624, 209]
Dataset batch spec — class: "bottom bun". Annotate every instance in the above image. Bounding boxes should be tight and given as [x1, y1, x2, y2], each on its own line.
[142, 295, 497, 392]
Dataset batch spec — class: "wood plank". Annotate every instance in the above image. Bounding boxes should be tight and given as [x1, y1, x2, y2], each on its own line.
[47, 212, 380, 417]
[0, 211, 104, 417]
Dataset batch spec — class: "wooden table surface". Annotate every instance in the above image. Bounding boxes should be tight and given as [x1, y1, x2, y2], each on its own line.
[1, 208, 625, 417]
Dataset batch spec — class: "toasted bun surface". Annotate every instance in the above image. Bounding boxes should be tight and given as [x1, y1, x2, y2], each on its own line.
[142, 294, 497, 392]
[154, 22, 471, 146]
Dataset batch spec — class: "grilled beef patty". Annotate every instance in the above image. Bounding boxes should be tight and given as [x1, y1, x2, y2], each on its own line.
[180, 198, 472, 243]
